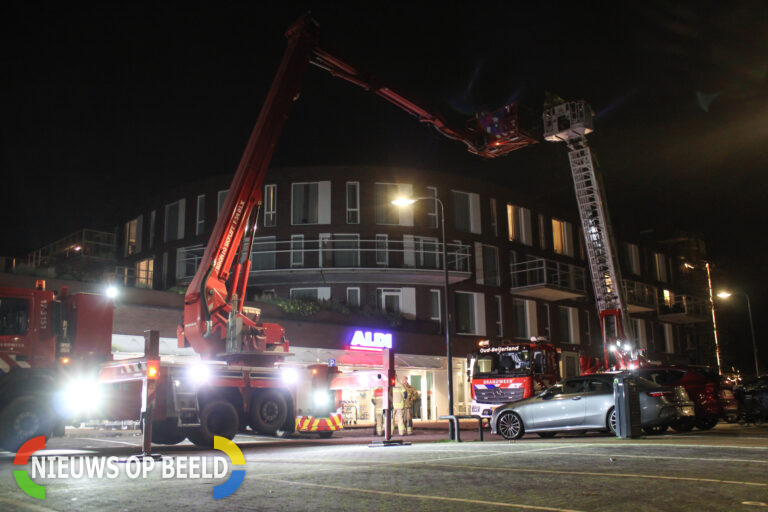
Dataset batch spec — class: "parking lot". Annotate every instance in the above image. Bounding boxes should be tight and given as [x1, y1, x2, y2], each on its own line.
[1, 422, 766, 511]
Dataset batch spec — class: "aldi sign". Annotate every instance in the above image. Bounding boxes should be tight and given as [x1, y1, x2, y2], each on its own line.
[349, 330, 392, 352]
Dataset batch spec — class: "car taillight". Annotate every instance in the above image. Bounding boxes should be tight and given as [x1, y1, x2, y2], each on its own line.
[647, 391, 673, 398]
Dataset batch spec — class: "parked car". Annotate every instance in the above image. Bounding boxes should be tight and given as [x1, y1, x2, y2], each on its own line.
[490, 374, 678, 440]
[633, 366, 728, 431]
[734, 376, 768, 423]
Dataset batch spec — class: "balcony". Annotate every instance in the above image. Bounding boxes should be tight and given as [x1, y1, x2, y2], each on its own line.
[658, 294, 709, 323]
[243, 238, 473, 287]
[509, 257, 586, 301]
[623, 279, 657, 313]
[27, 229, 116, 267]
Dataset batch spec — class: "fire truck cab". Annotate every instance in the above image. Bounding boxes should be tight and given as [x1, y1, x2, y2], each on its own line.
[467, 340, 559, 420]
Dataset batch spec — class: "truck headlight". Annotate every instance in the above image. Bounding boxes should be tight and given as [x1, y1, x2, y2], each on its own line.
[188, 363, 210, 385]
[56, 378, 103, 416]
[281, 367, 299, 385]
[313, 390, 329, 407]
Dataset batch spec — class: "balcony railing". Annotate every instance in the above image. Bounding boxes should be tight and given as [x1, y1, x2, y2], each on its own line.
[623, 279, 657, 312]
[27, 229, 116, 267]
[509, 257, 586, 300]
[658, 294, 709, 323]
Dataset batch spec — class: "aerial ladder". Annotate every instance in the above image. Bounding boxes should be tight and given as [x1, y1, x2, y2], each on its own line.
[542, 100, 636, 370]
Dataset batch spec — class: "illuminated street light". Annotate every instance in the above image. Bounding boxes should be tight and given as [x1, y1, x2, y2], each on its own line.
[393, 195, 456, 439]
[718, 290, 759, 377]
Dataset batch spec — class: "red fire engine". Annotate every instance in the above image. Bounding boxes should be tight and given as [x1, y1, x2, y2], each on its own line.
[0, 14, 547, 451]
[467, 339, 559, 420]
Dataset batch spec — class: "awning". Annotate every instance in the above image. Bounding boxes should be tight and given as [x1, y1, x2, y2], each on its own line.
[329, 371, 384, 390]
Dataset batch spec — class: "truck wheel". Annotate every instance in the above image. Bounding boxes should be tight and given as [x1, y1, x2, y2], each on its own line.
[249, 390, 287, 435]
[0, 396, 53, 452]
[186, 400, 239, 447]
[151, 418, 185, 445]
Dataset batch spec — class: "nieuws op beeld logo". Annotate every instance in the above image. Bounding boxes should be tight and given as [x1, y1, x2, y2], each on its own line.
[14, 435, 245, 500]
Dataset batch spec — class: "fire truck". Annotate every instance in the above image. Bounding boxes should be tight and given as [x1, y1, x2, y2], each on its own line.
[0, 14, 544, 452]
[467, 339, 559, 419]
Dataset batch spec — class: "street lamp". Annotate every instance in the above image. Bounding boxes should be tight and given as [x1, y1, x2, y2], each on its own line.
[717, 290, 759, 377]
[392, 195, 455, 439]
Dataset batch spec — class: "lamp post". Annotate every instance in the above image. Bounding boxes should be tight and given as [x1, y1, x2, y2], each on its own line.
[393, 195, 455, 438]
[717, 291, 759, 377]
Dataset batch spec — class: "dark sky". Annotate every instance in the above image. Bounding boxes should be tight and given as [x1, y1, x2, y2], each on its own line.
[3, 2, 767, 369]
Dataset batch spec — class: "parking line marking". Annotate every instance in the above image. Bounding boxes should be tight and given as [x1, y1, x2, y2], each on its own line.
[528, 451, 768, 464]
[424, 463, 768, 487]
[255, 476, 586, 512]
[78, 437, 141, 447]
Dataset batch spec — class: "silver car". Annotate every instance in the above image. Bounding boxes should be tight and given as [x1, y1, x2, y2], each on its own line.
[491, 374, 678, 439]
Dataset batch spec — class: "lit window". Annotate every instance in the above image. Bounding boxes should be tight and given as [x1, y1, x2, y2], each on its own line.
[552, 218, 574, 256]
[507, 204, 532, 245]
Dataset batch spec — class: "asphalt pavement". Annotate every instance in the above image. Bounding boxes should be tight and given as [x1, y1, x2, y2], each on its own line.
[1, 422, 766, 511]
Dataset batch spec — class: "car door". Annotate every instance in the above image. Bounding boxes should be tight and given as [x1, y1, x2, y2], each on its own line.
[530, 378, 587, 429]
[582, 378, 615, 428]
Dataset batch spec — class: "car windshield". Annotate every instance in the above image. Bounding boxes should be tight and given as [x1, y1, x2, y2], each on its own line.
[473, 348, 533, 376]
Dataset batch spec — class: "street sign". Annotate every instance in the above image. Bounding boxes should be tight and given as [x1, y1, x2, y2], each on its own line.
[328, 358, 336, 367]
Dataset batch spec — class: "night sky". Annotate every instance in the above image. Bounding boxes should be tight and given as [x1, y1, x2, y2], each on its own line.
[3, 2, 767, 370]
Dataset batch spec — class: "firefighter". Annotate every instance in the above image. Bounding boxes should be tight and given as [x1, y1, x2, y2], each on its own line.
[402, 376, 420, 435]
[371, 385, 384, 436]
[392, 377, 406, 436]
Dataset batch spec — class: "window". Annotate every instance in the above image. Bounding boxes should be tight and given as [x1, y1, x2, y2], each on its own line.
[125, 216, 142, 256]
[452, 190, 481, 233]
[291, 235, 304, 267]
[542, 304, 551, 340]
[346, 182, 359, 224]
[290, 288, 331, 301]
[507, 204, 532, 245]
[264, 184, 276, 227]
[662, 289, 673, 308]
[474, 243, 500, 286]
[176, 245, 204, 279]
[625, 243, 641, 275]
[429, 289, 441, 325]
[494, 295, 503, 339]
[346, 287, 360, 307]
[426, 186, 438, 228]
[321, 234, 359, 267]
[538, 214, 547, 250]
[196, 194, 206, 235]
[663, 323, 675, 353]
[217, 190, 228, 216]
[376, 235, 388, 266]
[375, 183, 413, 225]
[406, 236, 439, 268]
[633, 318, 647, 348]
[559, 306, 580, 344]
[250, 237, 276, 270]
[377, 288, 416, 318]
[292, 181, 330, 225]
[164, 199, 185, 243]
[489, 198, 498, 237]
[0, 298, 29, 335]
[513, 298, 536, 339]
[552, 218, 574, 256]
[135, 258, 153, 289]
[654, 252, 668, 282]
[585, 312, 592, 345]
[455, 292, 485, 335]
[149, 210, 156, 249]
[451, 241, 470, 271]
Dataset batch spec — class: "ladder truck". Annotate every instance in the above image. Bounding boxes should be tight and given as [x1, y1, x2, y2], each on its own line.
[0, 14, 541, 451]
[542, 100, 637, 371]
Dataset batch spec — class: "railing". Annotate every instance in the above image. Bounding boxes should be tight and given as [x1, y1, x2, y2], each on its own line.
[242, 237, 472, 273]
[623, 279, 657, 309]
[27, 229, 116, 266]
[509, 257, 586, 294]
[659, 294, 709, 318]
